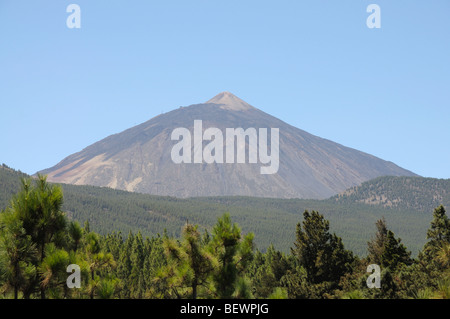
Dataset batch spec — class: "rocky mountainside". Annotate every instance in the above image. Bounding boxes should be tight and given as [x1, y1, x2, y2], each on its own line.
[39, 92, 417, 199]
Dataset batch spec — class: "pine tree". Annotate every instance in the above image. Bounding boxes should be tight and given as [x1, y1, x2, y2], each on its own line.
[39, 243, 70, 298]
[0, 210, 37, 299]
[143, 236, 165, 297]
[160, 223, 216, 299]
[280, 266, 312, 299]
[129, 231, 145, 298]
[267, 245, 291, 282]
[326, 234, 355, 283]
[84, 232, 116, 299]
[68, 221, 83, 252]
[434, 243, 450, 270]
[380, 230, 412, 271]
[183, 224, 215, 299]
[2, 176, 67, 299]
[209, 213, 254, 299]
[367, 217, 388, 265]
[417, 205, 450, 284]
[426, 205, 450, 253]
[292, 210, 354, 285]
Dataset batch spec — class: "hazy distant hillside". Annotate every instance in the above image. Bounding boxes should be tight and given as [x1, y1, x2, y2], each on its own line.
[332, 176, 450, 211]
[0, 165, 436, 256]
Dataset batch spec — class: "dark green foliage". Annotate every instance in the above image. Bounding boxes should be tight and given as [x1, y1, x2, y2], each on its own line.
[0, 165, 444, 256]
[0, 176, 120, 299]
[380, 230, 412, 271]
[367, 217, 412, 273]
[425, 205, 450, 253]
[413, 205, 450, 294]
[68, 221, 83, 252]
[209, 213, 254, 298]
[1, 167, 450, 299]
[0, 210, 37, 299]
[159, 223, 215, 299]
[362, 268, 400, 299]
[292, 211, 354, 285]
[1, 175, 67, 299]
[39, 243, 70, 298]
[367, 217, 388, 265]
[247, 246, 293, 298]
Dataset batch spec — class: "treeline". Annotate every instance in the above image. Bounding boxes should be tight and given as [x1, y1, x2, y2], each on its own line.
[0, 165, 432, 256]
[1, 176, 450, 299]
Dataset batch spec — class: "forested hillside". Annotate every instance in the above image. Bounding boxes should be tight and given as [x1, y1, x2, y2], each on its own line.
[0, 164, 442, 256]
[1, 175, 449, 300]
[333, 176, 450, 211]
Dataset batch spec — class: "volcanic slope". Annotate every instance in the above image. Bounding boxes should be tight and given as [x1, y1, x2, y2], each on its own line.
[40, 92, 417, 199]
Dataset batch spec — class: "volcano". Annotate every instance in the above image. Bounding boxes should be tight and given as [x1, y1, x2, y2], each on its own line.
[39, 92, 417, 199]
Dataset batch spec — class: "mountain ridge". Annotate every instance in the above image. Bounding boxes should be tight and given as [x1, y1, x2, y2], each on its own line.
[39, 92, 418, 199]
[332, 175, 450, 211]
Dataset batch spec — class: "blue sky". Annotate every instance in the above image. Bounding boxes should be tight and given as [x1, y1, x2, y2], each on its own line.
[0, 0, 449, 178]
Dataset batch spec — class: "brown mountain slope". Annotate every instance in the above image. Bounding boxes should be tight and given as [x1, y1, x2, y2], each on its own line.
[39, 92, 417, 199]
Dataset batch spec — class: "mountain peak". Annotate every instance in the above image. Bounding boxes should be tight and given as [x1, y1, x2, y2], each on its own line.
[40, 92, 417, 199]
[206, 91, 255, 111]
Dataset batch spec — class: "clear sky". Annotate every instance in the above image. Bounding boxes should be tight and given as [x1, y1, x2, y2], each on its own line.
[0, 0, 449, 178]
